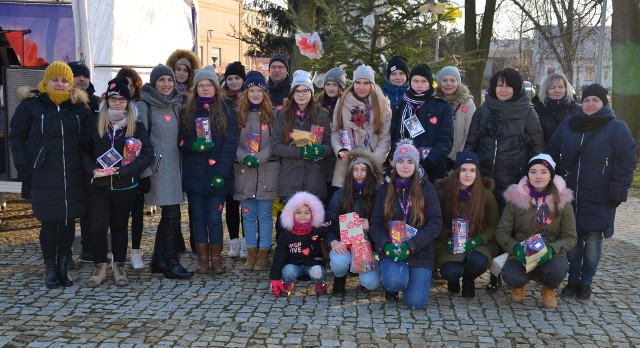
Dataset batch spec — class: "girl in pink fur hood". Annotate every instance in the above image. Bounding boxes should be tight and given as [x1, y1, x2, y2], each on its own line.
[495, 154, 577, 309]
[269, 191, 329, 297]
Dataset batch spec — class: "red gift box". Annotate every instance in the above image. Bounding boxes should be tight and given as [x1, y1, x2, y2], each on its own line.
[123, 138, 142, 165]
[246, 132, 261, 154]
[310, 124, 324, 144]
[352, 241, 376, 273]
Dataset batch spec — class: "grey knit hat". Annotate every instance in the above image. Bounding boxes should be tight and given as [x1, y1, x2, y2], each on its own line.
[353, 65, 375, 84]
[194, 65, 219, 86]
[290, 70, 314, 93]
[437, 66, 461, 85]
[392, 140, 421, 167]
[324, 67, 347, 90]
[150, 64, 175, 86]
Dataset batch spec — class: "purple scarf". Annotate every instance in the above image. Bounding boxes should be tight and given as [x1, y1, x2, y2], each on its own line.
[394, 176, 413, 189]
[459, 188, 472, 201]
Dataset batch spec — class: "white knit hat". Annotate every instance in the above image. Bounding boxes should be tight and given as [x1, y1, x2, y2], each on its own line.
[353, 65, 375, 84]
[291, 70, 314, 93]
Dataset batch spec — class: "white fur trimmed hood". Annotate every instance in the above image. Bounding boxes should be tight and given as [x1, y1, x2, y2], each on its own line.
[503, 176, 573, 212]
[280, 191, 325, 230]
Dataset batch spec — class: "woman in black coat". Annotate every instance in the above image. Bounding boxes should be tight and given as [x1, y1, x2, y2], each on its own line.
[9, 61, 92, 289]
[546, 83, 637, 300]
[532, 73, 581, 144]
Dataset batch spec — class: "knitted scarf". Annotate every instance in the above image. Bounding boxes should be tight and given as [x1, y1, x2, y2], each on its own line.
[291, 218, 313, 235]
[399, 87, 433, 138]
[38, 81, 70, 106]
[568, 105, 615, 133]
[527, 182, 550, 229]
[458, 188, 472, 201]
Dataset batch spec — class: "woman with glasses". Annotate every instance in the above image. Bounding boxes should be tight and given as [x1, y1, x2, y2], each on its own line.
[331, 65, 391, 189]
[179, 66, 239, 275]
[83, 77, 153, 287]
[271, 70, 332, 200]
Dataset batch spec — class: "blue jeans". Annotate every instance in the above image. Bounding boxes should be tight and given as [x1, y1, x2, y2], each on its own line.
[502, 255, 568, 289]
[281, 264, 326, 284]
[329, 250, 380, 290]
[567, 231, 603, 285]
[187, 193, 225, 245]
[440, 251, 488, 282]
[379, 258, 432, 309]
[241, 199, 274, 249]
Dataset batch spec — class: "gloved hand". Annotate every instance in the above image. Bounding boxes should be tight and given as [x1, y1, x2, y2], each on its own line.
[312, 144, 325, 157]
[243, 154, 259, 168]
[300, 144, 320, 160]
[513, 244, 526, 265]
[211, 174, 225, 188]
[396, 242, 410, 261]
[464, 236, 484, 253]
[383, 242, 399, 260]
[537, 246, 554, 265]
[192, 138, 214, 153]
[270, 279, 285, 297]
[446, 236, 454, 254]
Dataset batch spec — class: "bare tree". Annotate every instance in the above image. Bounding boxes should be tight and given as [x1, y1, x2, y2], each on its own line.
[464, 0, 498, 104]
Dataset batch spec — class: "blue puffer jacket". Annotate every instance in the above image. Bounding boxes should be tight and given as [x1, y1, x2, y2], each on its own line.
[546, 105, 637, 236]
[389, 90, 453, 182]
[179, 100, 239, 196]
[382, 79, 409, 111]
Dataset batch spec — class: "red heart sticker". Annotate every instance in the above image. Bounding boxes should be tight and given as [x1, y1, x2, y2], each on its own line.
[218, 204, 223, 212]
[460, 105, 469, 113]
[430, 116, 437, 124]
[301, 248, 310, 256]
[242, 207, 249, 214]
[110, 83, 116, 89]
[208, 159, 215, 166]
[311, 235, 318, 241]
[400, 148, 408, 153]
[179, 140, 184, 147]
[164, 114, 172, 122]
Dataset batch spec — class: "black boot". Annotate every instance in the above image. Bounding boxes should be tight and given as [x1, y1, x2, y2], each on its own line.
[561, 281, 579, 298]
[461, 275, 476, 298]
[44, 257, 59, 289]
[56, 255, 73, 287]
[150, 228, 166, 274]
[384, 290, 399, 302]
[576, 284, 592, 300]
[332, 276, 346, 296]
[162, 214, 193, 280]
[486, 273, 502, 293]
[447, 280, 460, 294]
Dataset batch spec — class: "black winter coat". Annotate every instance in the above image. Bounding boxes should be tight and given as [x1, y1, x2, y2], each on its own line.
[546, 105, 637, 236]
[464, 90, 544, 206]
[269, 227, 328, 280]
[369, 179, 443, 270]
[82, 115, 154, 190]
[267, 76, 292, 108]
[179, 100, 239, 196]
[532, 95, 581, 144]
[9, 88, 92, 221]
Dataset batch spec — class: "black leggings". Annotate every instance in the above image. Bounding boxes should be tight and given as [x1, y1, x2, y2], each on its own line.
[130, 192, 144, 249]
[40, 219, 75, 259]
[225, 195, 243, 239]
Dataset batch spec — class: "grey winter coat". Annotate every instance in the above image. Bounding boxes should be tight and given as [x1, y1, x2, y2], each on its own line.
[234, 109, 280, 201]
[136, 84, 183, 206]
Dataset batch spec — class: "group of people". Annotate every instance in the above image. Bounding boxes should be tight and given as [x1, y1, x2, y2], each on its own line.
[8, 50, 636, 311]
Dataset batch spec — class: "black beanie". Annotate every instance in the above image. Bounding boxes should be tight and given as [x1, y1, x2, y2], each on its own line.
[581, 84, 609, 105]
[224, 61, 247, 81]
[68, 61, 91, 79]
[269, 54, 290, 73]
[409, 64, 433, 86]
[386, 55, 410, 80]
[106, 77, 131, 101]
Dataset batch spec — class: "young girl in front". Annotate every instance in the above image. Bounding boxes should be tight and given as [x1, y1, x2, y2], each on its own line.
[326, 150, 383, 295]
[369, 141, 443, 309]
[435, 151, 500, 298]
[495, 154, 577, 308]
[269, 191, 329, 297]
[234, 71, 278, 271]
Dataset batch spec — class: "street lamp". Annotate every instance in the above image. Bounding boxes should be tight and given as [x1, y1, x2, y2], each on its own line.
[206, 29, 214, 65]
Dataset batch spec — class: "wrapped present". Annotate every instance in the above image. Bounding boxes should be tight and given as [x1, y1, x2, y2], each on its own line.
[417, 147, 432, 160]
[195, 117, 212, 142]
[310, 124, 324, 144]
[339, 212, 365, 246]
[352, 241, 376, 273]
[389, 220, 412, 246]
[123, 138, 142, 165]
[451, 218, 469, 254]
[524, 245, 548, 273]
[525, 233, 546, 256]
[339, 129, 354, 150]
[246, 132, 261, 154]
[291, 129, 313, 147]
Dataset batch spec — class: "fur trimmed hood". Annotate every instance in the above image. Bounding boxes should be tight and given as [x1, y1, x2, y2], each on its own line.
[503, 176, 573, 212]
[434, 175, 495, 192]
[281, 191, 325, 230]
[436, 82, 472, 109]
[166, 49, 201, 87]
[18, 85, 90, 107]
[345, 148, 384, 184]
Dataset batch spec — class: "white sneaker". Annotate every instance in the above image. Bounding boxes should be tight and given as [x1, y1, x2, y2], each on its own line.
[130, 249, 145, 270]
[239, 237, 248, 259]
[228, 238, 240, 258]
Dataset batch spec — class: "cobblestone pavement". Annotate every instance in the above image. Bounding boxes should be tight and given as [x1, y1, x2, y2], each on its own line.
[1, 196, 639, 347]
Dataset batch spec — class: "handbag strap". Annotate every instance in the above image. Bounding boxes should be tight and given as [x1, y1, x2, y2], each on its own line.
[563, 130, 598, 178]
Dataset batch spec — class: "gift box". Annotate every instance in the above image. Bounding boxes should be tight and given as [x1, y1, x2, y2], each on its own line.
[339, 212, 365, 246]
[339, 129, 354, 150]
[123, 138, 142, 165]
[310, 124, 324, 145]
[451, 218, 469, 254]
[352, 241, 376, 273]
[195, 117, 212, 142]
[389, 220, 417, 246]
[291, 129, 313, 147]
[524, 245, 548, 273]
[417, 147, 432, 160]
[246, 132, 261, 154]
[525, 233, 546, 256]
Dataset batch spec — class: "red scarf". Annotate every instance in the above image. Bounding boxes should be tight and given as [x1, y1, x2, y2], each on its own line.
[291, 218, 313, 235]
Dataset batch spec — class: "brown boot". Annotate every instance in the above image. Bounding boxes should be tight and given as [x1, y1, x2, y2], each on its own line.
[244, 247, 257, 270]
[209, 244, 225, 274]
[253, 249, 270, 271]
[541, 285, 558, 308]
[511, 282, 528, 303]
[195, 243, 209, 274]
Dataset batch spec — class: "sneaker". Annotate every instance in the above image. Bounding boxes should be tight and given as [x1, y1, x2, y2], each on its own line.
[87, 263, 108, 287]
[239, 238, 248, 259]
[315, 282, 328, 295]
[113, 262, 129, 287]
[228, 238, 240, 258]
[130, 249, 145, 270]
[80, 249, 94, 263]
